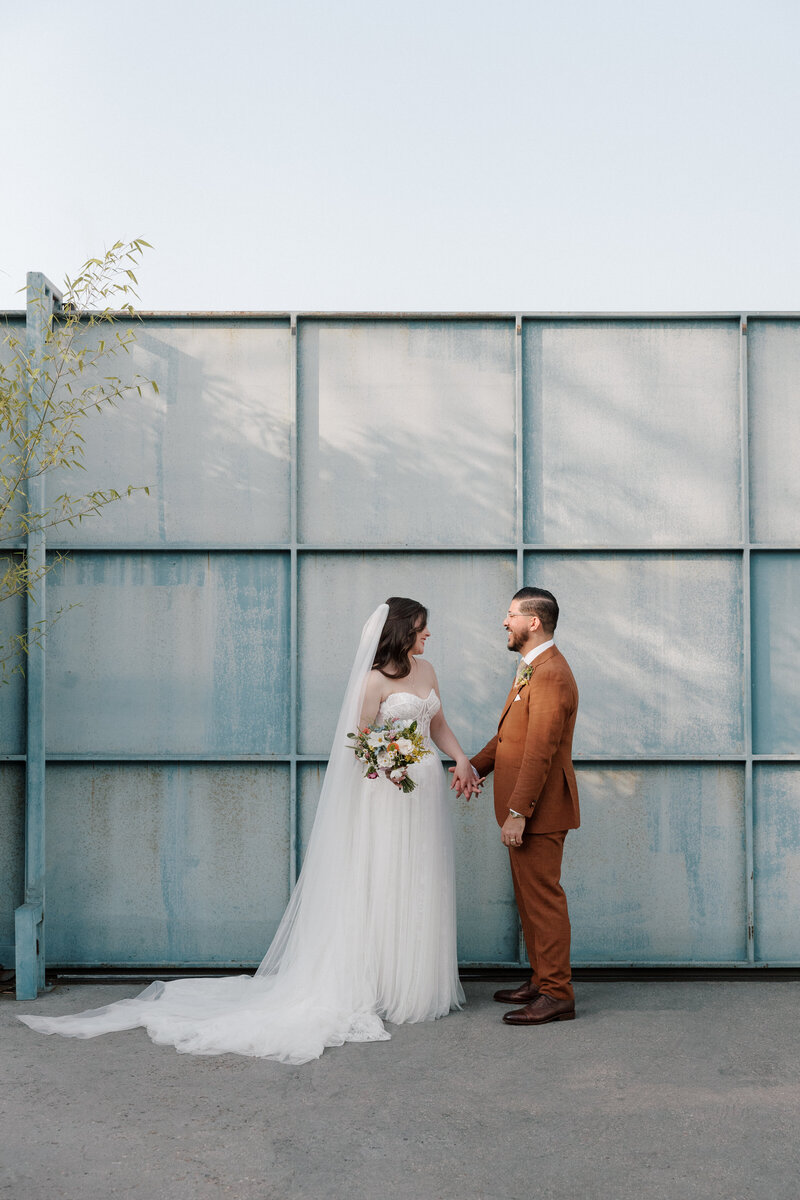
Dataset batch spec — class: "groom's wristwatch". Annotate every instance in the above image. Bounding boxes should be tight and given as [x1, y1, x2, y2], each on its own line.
[508, 808, 525, 819]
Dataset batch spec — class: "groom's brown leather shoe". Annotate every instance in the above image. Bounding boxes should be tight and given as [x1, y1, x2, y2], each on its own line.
[493, 978, 541, 1005]
[502, 993, 575, 1025]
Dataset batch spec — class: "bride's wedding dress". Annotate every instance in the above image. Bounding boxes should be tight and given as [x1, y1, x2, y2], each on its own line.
[19, 606, 464, 1064]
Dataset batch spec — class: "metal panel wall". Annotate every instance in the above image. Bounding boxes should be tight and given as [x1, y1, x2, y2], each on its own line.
[46, 319, 293, 548]
[3, 308, 799, 974]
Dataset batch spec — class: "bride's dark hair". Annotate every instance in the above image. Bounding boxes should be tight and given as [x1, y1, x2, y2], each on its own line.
[372, 596, 428, 679]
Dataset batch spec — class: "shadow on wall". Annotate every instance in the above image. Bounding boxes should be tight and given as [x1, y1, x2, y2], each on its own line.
[41, 317, 753, 766]
[524, 321, 742, 545]
[297, 320, 517, 547]
[8, 312, 788, 967]
[533, 554, 746, 759]
[47, 319, 293, 547]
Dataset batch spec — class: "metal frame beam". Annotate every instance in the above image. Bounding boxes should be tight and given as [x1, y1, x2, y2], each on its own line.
[15, 273, 60, 999]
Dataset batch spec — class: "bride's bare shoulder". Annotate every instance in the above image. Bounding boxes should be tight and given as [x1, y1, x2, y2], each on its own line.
[415, 659, 438, 686]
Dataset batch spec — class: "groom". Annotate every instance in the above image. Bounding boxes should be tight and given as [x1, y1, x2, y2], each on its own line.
[453, 587, 580, 1025]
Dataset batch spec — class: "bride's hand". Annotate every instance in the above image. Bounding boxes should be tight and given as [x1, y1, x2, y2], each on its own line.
[449, 761, 482, 799]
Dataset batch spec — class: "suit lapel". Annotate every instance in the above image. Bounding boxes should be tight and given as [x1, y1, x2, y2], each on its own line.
[497, 684, 518, 729]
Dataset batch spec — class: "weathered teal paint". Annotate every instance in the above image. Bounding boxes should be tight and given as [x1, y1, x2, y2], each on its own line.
[566, 764, 747, 962]
[4, 308, 799, 986]
[0, 767, 24, 969]
[748, 319, 800, 543]
[44, 764, 291, 966]
[753, 765, 800, 962]
[751, 553, 800, 755]
[46, 319, 293, 550]
[523, 552, 745, 757]
[46, 553, 291, 757]
[522, 319, 742, 546]
[296, 319, 517, 547]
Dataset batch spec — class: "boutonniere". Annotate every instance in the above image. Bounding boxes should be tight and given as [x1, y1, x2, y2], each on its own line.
[514, 663, 533, 689]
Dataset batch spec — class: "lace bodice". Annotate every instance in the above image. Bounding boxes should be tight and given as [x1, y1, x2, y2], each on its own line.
[378, 688, 441, 739]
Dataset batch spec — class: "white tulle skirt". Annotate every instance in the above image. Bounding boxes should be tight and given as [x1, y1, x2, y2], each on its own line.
[19, 751, 464, 1064]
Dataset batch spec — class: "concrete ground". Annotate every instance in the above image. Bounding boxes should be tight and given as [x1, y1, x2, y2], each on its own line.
[3, 979, 800, 1200]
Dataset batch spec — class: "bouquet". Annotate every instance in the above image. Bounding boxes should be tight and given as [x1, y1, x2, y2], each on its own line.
[347, 717, 431, 793]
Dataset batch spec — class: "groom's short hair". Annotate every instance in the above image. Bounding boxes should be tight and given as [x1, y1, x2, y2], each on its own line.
[513, 587, 559, 634]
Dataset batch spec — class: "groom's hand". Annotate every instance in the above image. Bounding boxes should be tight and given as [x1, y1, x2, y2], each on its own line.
[501, 814, 526, 848]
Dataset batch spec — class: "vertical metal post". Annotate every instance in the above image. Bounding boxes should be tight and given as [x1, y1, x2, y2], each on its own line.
[15, 273, 60, 999]
[739, 315, 755, 963]
[289, 314, 299, 887]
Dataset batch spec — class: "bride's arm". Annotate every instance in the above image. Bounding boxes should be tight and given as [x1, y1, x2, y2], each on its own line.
[429, 706, 466, 761]
[428, 670, 480, 796]
[358, 670, 384, 729]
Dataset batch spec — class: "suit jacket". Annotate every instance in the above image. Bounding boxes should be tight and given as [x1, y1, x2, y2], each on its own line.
[471, 645, 580, 834]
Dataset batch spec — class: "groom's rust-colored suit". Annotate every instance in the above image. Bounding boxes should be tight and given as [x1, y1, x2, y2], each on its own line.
[471, 646, 579, 1003]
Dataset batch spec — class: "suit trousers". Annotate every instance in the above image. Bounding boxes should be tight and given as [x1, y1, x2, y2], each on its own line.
[509, 830, 573, 1004]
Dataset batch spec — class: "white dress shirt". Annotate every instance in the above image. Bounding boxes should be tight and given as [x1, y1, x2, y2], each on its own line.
[521, 638, 555, 666]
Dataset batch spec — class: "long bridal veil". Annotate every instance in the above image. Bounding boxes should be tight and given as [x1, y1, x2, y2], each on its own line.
[20, 604, 393, 1063]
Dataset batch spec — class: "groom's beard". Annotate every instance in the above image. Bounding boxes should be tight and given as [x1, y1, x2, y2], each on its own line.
[507, 630, 527, 653]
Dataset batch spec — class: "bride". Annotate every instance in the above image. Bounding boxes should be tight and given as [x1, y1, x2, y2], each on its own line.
[19, 598, 476, 1063]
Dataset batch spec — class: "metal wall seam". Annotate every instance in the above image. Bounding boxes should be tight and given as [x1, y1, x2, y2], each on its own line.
[6, 543, 766, 554]
[289, 314, 299, 889]
[739, 314, 756, 962]
[126, 310, 800, 321]
[32, 752, 799, 763]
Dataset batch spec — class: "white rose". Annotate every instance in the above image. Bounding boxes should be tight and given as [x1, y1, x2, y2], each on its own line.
[394, 738, 414, 755]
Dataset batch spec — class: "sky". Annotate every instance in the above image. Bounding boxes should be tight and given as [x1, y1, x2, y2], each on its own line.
[3, 0, 799, 313]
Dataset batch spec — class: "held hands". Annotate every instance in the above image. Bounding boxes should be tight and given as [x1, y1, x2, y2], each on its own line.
[449, 759, 484, 800]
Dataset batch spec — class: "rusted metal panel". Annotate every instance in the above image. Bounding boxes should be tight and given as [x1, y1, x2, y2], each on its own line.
[751, 552, 800, 754]
[0, 567, 25, 753]
[753, 765, 800, 961]
[525, 553, 745, 757]
[45, 764, 290, 966]
[523, 320, 742, 546]
[0, 766, 24, 966]
[47, 319, 292, 548]
[567, 764, 746, 962]
[0, 319, 26, 540]
[451, 773, 519, 964]
[3, 307, 799, 973]
[748, 320, 800, 543]
[45, 553, 290, 755]
[297, 320, 517, 546]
